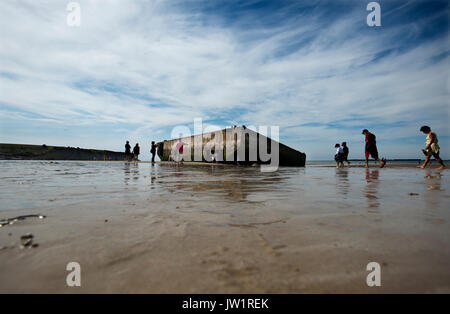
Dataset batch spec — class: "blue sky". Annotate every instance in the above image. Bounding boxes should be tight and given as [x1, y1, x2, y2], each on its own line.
[0, 0, 448, 160]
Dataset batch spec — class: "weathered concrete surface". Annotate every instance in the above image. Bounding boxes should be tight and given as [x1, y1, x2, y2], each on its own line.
[0, 143, 125, 161]
[157, 126, 306, 167]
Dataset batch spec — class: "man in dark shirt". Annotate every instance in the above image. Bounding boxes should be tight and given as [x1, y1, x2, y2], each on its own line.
[341, 142, 350, 167]
[125, 141, 131, 160]
[150, 141, 157, 163]
[133, 143, 140, 161]
[362, 129, 385, 168]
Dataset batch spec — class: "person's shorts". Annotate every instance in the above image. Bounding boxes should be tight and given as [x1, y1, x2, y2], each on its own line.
[424, 146, 440, 158]
[426, 150, 440, 159]
[365, 146, 379, 160]
[342, 154, 348, 161]
[335, 154, 343, 162]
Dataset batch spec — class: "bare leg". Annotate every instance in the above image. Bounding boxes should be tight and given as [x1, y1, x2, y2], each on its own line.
[436, 157, 446, 170]
[418, 155, 430, 168]
[365, 157, 369, 168]
[377, 158, 385, 168]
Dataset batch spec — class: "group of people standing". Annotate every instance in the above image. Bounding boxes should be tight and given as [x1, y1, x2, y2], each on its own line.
[334, 142, 350, 168]
[124, 141, 140, 161]
[334, 126, 445, 169]
[124, 141, 158, 162]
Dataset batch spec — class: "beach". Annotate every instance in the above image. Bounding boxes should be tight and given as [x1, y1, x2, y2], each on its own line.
[0, 160, 449, 293]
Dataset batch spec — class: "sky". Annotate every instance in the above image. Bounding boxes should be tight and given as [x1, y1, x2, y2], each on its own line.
[0, 0, 449, 161]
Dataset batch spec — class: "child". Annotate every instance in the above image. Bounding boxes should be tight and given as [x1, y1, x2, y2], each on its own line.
[341, 142, 350, 167]
[334, 144, 344, 168]
[418, 126, 445, 169]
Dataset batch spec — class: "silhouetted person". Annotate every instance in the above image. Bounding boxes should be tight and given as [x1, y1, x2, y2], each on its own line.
[125, 141, 131, 161]
[362, 129, 385, 168]
[150, 141, 157, 163]
[334, 143, 344, 168]
[133, 143, 140, 161]
[418, 126, 445, 169]
[341, 142, 350, 167]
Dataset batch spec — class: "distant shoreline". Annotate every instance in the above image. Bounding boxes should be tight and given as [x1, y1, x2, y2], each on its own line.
[0, 143, 124, 161]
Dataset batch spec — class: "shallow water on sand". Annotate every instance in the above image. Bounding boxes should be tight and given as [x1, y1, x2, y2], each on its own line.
[0, 161, 449, 293]
[1, 160, 448, 213]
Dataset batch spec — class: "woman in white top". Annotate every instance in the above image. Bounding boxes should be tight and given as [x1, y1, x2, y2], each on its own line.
[418, 126, 445, 169]
[334, 144, 344, 168]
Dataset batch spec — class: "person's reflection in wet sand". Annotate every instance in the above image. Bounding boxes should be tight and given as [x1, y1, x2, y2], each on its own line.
[335, 168, 350, 198]
[174, 163, 185, 190]
[364, 168, 380, 209]
[150, 163, 158, 188]
[124, 162, 131, 186]
[424, 169, 442, 191]
[132, 162, 139, 181]
[423, 169, 443, 219]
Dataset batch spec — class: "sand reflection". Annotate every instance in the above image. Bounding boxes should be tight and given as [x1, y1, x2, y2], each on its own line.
[364, 168, 379, 208]
[335, 169, 350, 197]
[153, 164, 291, 203]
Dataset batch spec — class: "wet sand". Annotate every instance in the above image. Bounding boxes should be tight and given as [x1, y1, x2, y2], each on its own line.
[0, 160, 449, 293]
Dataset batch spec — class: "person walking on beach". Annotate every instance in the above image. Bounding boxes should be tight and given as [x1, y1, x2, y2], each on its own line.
[133, 143, 140, 161]
[362, 129, 386, 168]
[334, 143, 344, 168]
[341, 142, 350, 167]
[125, 141, 131, 161]
[418, 126, 445, 169]
[150, 141, 157, 163]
